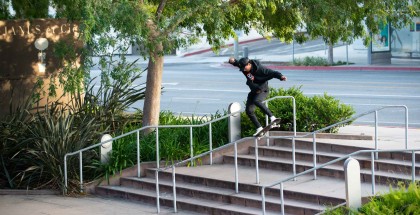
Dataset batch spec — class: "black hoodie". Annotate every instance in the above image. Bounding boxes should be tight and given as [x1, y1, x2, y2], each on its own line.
[231, 59, 284, 93]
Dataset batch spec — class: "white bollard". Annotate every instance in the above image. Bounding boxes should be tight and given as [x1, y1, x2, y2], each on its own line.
[100, 134, 113, 164]
[344, 157, 362, 209]
[228, 102, 241, 142]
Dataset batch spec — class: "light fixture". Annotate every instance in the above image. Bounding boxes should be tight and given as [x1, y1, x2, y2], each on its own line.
[34, 38, 49, 73]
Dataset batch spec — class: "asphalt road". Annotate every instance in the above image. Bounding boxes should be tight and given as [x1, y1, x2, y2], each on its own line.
[125, 61, 420, 128]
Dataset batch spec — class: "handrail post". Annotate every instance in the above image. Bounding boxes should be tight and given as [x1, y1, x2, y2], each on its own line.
[280, 183, 285, 215]
[137, 130, 140, 178]
[265, 102, 269, 146]
[255, 138, 260, 184]
[155, 170, 160, 213]
[79, 151, 83, 193]
[261, 187, 266, 215]
[375, 111, 378, 159]
[292, 137, 296, 178]
[64, 155, 68, 194]
[190, 126, 194, 166]
[313, 133, 317, 180]
[209, 122, 213, 165]
[156, 127, 160, 169]
[234, 142, 239, 194]
[371, 152, 376, 195]
[172, 165, 177, 213]
[412, 151, 416, 183]
[405, 106, 408, 149]
[292, 97, 296, 137]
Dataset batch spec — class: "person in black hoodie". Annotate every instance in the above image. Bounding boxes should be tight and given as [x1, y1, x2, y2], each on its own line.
[228, 57, 287, 136]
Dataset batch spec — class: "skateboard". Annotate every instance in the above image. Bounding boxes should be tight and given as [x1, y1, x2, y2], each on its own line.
[253, 118, 281, 138]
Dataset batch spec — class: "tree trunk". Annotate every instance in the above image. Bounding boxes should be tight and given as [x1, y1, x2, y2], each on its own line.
[142, 44, 164, 132]
[328, 44, 334, 65]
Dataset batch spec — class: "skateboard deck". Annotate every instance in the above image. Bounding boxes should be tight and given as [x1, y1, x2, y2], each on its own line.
[253, 118, 281, 138]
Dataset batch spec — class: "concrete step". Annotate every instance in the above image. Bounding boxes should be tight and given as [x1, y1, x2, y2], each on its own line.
[93, 136, 402, 215]
[120, 176, 327, 214]
[223, 153, 417, 185]
[252, 145, 420, 174]
[273, 139, 420, 162]
[125, 172, 342, 206]
[96, 184, 295, 215]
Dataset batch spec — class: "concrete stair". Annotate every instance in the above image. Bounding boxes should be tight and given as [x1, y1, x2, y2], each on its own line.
[94, 134, 419, 215]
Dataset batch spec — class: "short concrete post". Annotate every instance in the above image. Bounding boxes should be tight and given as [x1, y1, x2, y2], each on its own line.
[100, 134, 113, 164]
[243, 46, 249, 58]
[344, 157, 362, 209]
[228, 102, 241, 142]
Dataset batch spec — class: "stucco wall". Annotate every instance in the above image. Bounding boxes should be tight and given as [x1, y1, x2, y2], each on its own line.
[0, 19, 81, 117]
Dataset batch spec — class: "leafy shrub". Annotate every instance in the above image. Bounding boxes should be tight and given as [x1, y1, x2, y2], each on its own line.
[323, 182, 420, 215]
[241, 86, 355, 136]
[359, 182, 420, 214]
[293, 56, 330, 66]
[0, 55, 146, 192]
[23, 107, 101, 192]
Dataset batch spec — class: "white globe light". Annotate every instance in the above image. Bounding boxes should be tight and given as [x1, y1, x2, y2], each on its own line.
[35, 38, 49, 51]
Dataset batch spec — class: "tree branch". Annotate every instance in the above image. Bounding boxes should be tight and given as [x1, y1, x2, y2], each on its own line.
[156, 0, 167, 20]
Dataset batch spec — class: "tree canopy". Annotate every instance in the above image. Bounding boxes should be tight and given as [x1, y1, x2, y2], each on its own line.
[1, 0, 419, 126]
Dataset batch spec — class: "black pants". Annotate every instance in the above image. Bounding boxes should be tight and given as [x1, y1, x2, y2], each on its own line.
[245, 90, 273, 128]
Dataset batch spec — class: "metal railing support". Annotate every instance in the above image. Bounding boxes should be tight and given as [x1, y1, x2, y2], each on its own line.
[405, 107, 409, 149]
[412, 151, 416, 182]
[313, 133, 317, 180]
[234, 142, 239, 194]
[255, 138, 260, 184]
[156, 127, 160, 169]
[172, 165, 177, 213]
[261, 187, 266, 215]
[280, 183, 285, 215]
[292, 137, 296, 178]
[137, 131, 140, 177]
[79, 152, 83, 193]
[375, 111, 378, 159]
[190, 126, 194, 166]
[371, 152, 376, 195]
[64, 156, 68, 194]
[209, 123, 213, 165]
[155, 170, 160, 213]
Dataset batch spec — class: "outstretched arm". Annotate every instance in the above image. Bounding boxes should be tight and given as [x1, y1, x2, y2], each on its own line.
[260, 67, 287, 81]
[228, 57, 240, 67]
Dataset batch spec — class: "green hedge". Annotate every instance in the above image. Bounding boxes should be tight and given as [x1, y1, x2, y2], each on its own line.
[324, 182, 420, 214]
[241, 86, 355, 136]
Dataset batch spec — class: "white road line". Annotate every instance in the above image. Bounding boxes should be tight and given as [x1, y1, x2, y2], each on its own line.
[172, 97, 220, 101]
[304, 93, 420, 99]
[162, 82, 179, 86]
[165, 88, 247, 93]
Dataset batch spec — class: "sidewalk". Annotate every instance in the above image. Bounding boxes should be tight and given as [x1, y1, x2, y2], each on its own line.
[2, 125, 420, 215]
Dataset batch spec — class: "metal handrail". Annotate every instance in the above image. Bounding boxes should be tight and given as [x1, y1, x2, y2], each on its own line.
[154, 105, 408, 213]
[63, 96, 297, 194]
[261, 148, 419, 215]
[64, 109, 241, 193]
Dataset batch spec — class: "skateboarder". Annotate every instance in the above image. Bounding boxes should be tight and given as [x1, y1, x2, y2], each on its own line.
[228, 57, 287, 136]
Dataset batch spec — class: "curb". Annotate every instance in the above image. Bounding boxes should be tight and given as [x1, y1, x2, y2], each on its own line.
[0, 189, 60, 195]
[223, 62, 420, 71]
[183, 38, 266, 57]
[267, 65, 420, 71]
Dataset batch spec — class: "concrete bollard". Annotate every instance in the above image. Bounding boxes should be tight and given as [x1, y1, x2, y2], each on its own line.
[100, 134, 113, 164]
[344, 157, 362, 209]
[243, 46, 249, 58]
[228, 102, 241, 143]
